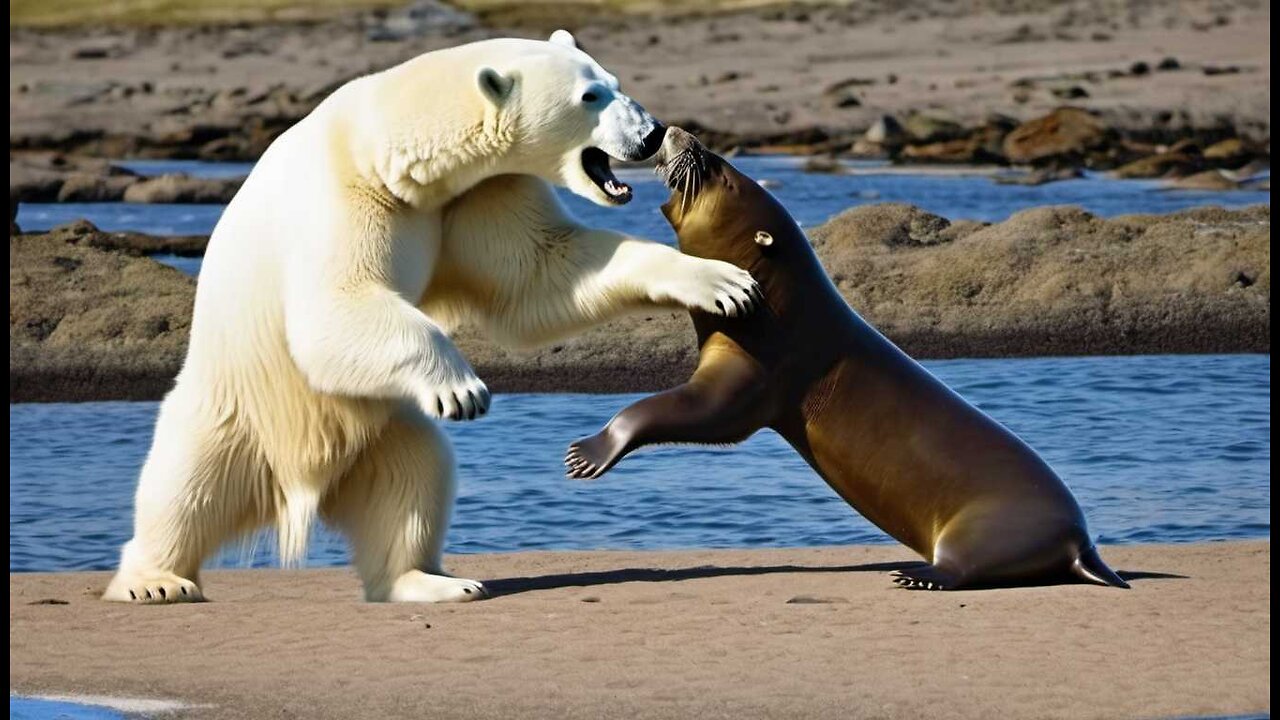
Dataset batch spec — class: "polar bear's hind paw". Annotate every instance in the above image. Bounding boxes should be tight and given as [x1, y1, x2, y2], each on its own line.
[386, 571, 488, 603]
[103, 571, 204, 604]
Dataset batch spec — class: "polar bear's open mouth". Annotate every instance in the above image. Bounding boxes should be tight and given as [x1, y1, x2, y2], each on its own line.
[582, 148, 633, 204]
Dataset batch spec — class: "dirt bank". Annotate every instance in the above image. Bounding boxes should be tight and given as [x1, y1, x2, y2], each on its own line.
[8, 203, 1269, 402]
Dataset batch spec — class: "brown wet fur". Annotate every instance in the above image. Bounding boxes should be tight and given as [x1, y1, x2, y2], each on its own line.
[567, 127, 1127, 591]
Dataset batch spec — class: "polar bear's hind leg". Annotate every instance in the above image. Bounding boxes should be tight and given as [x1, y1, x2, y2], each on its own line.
[323, 411, 485, 602]
[103, 394, 269, 603]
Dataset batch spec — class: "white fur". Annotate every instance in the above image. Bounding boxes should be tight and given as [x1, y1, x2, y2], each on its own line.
[104, 34, 757, 604]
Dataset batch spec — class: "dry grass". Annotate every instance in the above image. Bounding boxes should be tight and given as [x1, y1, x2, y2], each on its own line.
[9, 0, 407, 28]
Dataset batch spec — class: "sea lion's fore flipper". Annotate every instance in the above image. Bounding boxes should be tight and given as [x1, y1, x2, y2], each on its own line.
[890, 565, 960, 591]
[566, 355, 770, 479]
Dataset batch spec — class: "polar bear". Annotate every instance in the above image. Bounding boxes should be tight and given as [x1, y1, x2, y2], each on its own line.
[103, 31, 759, 604]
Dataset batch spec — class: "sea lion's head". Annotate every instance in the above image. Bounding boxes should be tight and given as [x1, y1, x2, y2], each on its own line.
[655, 127, 792, 263]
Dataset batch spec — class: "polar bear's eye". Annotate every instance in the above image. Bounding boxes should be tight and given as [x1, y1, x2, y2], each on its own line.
[581, 91, 600, 104]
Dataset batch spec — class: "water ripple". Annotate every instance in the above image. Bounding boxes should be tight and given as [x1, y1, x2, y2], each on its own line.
[8, 354, 1271, 572]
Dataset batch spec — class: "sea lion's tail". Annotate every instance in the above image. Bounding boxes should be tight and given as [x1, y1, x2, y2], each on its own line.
[1072, 545, 1130, 589]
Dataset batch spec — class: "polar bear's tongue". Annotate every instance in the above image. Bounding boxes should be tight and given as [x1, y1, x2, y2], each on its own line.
[582, 148, 633, 204]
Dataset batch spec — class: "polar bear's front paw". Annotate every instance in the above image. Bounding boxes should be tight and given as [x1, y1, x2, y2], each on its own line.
[416, 351, 491, 421]
[419, 375, 490, 421]
[103, 570, 204, 604]
[659, 259, 762, 318]
[387, 571, 488, 603]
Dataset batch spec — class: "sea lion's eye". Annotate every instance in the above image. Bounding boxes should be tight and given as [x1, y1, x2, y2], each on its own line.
[754, 231, 774, 247]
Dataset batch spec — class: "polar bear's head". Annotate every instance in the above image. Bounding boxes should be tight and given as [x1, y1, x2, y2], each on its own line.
[475, 31, 664, 206]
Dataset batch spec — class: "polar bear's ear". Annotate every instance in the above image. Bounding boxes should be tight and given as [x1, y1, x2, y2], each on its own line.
[549, 29, 580, 50]
[476, 67, 516, 106]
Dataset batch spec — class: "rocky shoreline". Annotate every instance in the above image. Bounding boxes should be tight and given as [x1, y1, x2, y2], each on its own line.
[9, 204, 1269, 403]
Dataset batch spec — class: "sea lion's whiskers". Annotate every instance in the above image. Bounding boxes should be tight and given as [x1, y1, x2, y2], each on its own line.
[680, 168, 691, 215]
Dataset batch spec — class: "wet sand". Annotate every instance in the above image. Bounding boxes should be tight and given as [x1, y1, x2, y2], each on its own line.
[9, 541, 1271, 719]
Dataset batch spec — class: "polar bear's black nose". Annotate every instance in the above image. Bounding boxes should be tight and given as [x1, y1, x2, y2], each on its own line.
[639, 123, 667, 160]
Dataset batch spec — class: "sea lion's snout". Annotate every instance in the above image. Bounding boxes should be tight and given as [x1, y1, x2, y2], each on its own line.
[658, 126, 699, 163]
[654, 126, 709, 193]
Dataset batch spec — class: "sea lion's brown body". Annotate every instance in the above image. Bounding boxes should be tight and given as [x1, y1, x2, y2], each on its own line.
[566, 128, 1127, 590]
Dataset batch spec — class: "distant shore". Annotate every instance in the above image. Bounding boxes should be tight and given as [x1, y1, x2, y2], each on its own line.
[9, 0, 1272, 170]
[8, 203, 1270, 402]
[9, 541, 1271, 720]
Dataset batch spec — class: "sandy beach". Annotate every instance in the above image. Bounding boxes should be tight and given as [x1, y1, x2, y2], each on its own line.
[9, 541, 1271, 719]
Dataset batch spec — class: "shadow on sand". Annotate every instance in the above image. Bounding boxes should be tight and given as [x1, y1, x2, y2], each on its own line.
[485, 561, 918, 597]
[485, 562, 1189, 597]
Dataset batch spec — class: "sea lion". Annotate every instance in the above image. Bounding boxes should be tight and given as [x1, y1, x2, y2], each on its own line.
[565, 127, 1128, 591]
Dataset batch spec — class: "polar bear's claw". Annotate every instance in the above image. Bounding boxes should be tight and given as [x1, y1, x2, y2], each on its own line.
[661, 258, 761, 318]
[103, 571, 204, 604]
[387, 571, 488, 603]
[419, 376, 490, 422]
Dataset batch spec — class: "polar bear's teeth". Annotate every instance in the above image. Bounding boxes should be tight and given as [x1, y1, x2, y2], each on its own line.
[604, 179, 631, 198]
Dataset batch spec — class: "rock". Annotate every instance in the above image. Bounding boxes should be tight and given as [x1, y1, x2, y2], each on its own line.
[122, 174, 244, 204]
[71, 43, 123, 60]
[1157, 57, 1181, 71]
[802, 157, 846, 174]
[42, 219, 208, 256]
[899, 137, 982, 163]
[1201, 138, 1254, 166]
[902, 113, 966, 144]
[1051, 85, 1090, 99]
[1202, 65, 1241, 76]
[56, 174, 137, 202]
[10, 206, 1270, 402]
[1112, 152, 1200, 179]
[993, 166, 1084, 185]
[1227, 160, 1270, 181]
[969, 114, 1018, 160]
[825, 77, 877, 94]
[828, 90, 861, 108]
[849, 139, 888, 158]
[809, 203, 955, 250]
[823, 78, 873, 108]
[1165, 138, 1203, 155]
[863, 115, 906, 146]
[810, 203, 1270, 357]
[785, 595, 849, 604]
[10, 169, 64, 203]
[1129, 61, 1151, 76]
[10, 229, 196, 402]
[1002, 108, 1109, 165]
[10, 153, 139, 203]
[1165, 170, 1242, 191]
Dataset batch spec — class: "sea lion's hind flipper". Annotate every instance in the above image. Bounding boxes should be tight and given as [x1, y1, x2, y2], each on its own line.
[565, 431, 626, 480]
[1071, 545, 1130, 589]
[890, 565, 958, 591]
[566, 369, 769, 479]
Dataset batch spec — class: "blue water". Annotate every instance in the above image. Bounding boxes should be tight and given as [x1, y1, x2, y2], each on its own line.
[8, 355, 1270, 573]
[10, 698, 123, 720]
[15, 157, 1269, 246]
